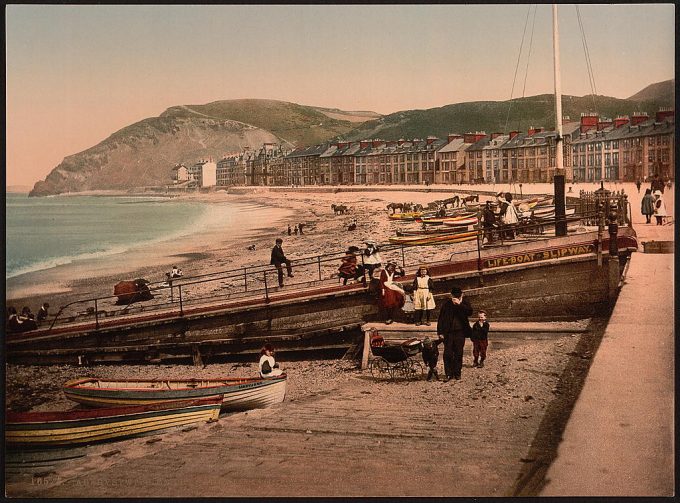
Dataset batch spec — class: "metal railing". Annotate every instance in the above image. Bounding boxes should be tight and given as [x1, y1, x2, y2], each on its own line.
[25, 205, 615, 335]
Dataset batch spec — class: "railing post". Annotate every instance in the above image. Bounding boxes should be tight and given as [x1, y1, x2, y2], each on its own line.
[476, 226, 484, 286]
[264, 272, 269, 302]
[244, 267, 248, 292]
[94, 299, 99, 329]
[401, 245, 406, 268]
[179, 285, 184, 316]
[317, 256, 322, 281]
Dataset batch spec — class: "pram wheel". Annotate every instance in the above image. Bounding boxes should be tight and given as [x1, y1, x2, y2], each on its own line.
[369, 357, 389, 378]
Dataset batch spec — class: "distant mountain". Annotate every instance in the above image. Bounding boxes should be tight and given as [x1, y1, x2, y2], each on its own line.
[346, 88, 675, 142]
[30, 100, 377, 196]
[29, 82, 673, 196]
[627, 79, 675, 102]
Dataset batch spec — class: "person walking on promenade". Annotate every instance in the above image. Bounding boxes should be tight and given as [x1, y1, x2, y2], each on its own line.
[500, 192, 519, 239]
[298, 223, 305, 235]
[293, 225, 299, 235]
[287, 224, 292, 236]
[270, 238, 293, 287]
[422, 335, 444, 381]
[635, 179, 642, 193]
[471, 309, 490, 368]
[362, 241, 383, 281]
[482, 201, 497, 244]
[641, 188, 655, 224]
[338, 246, 364, 285]
[378, 262, 405, 324]
[412, 266, 435, 326]
[650, 174, 665, 194]
[653, 190, 667, 225]
[436, 286, 472, 381]
[259, 344, 284, 378]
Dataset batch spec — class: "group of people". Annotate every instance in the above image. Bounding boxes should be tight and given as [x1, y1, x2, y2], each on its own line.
[641, 189, 668, 225]
[418, 287, 490, 382]
[481, 192, 520, 244]
[6, 303, 49, 333]
[287, 223, 306, 236]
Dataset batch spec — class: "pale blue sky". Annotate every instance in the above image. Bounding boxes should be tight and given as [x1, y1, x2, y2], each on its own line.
[6, 4, 675, 186]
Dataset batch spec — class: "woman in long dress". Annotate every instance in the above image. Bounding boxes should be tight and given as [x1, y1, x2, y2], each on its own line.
[378, 262, 405, 324]
[412, 266, 436, 326]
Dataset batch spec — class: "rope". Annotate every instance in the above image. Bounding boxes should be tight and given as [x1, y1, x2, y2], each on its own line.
[519, 5, 539, 131]
[504, 5, 533, 133]
[575, 5, 598, 111]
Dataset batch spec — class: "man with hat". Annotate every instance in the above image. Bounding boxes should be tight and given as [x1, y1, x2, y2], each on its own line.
[436, 286, 473, 381]
[270, 238, 294, 287]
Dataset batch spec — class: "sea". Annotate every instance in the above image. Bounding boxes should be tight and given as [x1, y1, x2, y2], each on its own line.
[5, 193, 287, 280]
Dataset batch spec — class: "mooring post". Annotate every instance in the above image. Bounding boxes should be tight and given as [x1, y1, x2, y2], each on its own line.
[607, 206, 621, 303]
[244, 267, 248, 292]
[264, 272, 269, 303]
[94, 299, 99, 330]
[178, 285, 184, 316]
[317, 256, 322, 281]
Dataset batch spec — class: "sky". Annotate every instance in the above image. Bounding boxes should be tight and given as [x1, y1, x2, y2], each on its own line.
[5, 4, 675, 187]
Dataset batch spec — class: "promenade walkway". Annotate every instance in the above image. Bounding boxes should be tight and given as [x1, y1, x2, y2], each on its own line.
[541, 192, 675, 496]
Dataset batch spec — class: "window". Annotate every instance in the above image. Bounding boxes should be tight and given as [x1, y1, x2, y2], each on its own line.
[605, 153, 611, 166]
[648, 136, 656, 146]
[605, 141, 611, 149]
[613, 152, 619, 165]
[648, 150, 656, 163]
[612, 140, 618, 149]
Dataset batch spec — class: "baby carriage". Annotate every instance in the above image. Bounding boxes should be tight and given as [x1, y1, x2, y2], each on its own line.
[369, 334, 424, 380]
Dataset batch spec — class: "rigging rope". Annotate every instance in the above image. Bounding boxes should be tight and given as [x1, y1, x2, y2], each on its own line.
[575, 5, 598, 112]
[519, 5, 539, 131]
[504, 5, 533, 134]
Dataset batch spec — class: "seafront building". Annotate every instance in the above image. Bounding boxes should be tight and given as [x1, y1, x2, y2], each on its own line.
[173, 109, 674, 187]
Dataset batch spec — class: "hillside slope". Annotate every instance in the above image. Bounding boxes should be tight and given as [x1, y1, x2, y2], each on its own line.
[30, 117, 280, 196]
[627, 79, 675, 102]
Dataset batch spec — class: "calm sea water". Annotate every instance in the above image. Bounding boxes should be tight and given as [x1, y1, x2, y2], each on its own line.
[5, 194, 282, 279]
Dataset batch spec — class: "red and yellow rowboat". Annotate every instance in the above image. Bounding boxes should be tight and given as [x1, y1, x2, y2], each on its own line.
[5, 396, 222, 448]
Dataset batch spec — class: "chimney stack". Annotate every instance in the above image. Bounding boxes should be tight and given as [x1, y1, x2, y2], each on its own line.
[655, 108, 675, 123]
[580, 112, 599, 133]
[509, 131, 520, 140]
[630, 111, 649, 126]
[371, 139, 384, 148]
[491, 132, 503, 139]
[597, 118, 613, 131]
[447, 133, 463, 143]
[614, 116, 629, 128]
[426, 135, 438, 145]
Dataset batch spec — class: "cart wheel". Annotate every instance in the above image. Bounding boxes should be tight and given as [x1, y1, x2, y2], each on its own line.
[409, 360, 425, 379]
[369, 357, 389, 379]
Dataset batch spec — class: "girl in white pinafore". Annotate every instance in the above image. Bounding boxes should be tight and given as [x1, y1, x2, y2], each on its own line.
[259, 344, 284, 378]
[412, 266, 436, 326]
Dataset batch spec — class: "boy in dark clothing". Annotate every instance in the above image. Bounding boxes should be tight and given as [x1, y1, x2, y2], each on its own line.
[471, 310, 490, 368]
[422, 335, 444, 381]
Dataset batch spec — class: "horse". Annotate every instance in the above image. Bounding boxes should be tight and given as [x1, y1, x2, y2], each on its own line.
[331, 204, 348, 215]
[402, 202, 414, 213]
[412, 203, 424, 212]
[386, 202, 404, 214]
[441, 196, 461, 208]
[462, 194, 479, 204]
[426, 201, 441, 211]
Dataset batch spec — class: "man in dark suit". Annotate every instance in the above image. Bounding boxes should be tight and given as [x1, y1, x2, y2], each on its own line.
[436, 286, 473, 381]
[270, 238, 293, 287]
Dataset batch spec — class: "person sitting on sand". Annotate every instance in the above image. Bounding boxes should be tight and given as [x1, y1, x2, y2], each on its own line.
[259, 344, 284, 378]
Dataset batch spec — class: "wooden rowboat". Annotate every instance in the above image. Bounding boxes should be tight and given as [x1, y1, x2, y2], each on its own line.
[387, 212, 424, 221]
[63, 375, 287, 412]
[5, 396, 222, 448]
[441, 216, 478, 227]
[415, 213, 476, 225]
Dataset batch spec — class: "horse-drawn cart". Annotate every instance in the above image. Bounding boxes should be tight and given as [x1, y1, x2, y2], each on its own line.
[369, 335, 424, 380]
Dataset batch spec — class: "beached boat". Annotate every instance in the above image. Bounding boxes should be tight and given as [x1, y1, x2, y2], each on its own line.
[5, 396, 222, 448]
[63, 375, 287, 411]
[441, 216, 479, 227]
[387, 212, 424, 221]
[415, 213, 476, 225]
[388, 230, 478, 246]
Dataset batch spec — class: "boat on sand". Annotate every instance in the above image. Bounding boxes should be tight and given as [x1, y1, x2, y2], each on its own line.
[63, 375, 287, 411]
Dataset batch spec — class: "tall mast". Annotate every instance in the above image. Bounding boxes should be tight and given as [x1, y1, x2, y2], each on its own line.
[552, 4, 567, 236]
[552, 3, 564, 172]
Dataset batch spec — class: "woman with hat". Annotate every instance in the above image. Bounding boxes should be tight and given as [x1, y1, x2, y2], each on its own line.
[653, 190, 667, 225]
[412, 266, 436, 326]
[338, 246, 364, 285]
[378, 261, 405, 324]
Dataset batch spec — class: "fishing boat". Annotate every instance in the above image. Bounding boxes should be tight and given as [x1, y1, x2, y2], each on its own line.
[63, 375, 287, 411]
[388, 230, 478, 246]
[415, 213, 476, 225]
[441, 216, 479, 227]
[5, 396, 222, 448]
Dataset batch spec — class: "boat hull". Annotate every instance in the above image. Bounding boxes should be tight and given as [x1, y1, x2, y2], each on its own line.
[5, 396, 222, 448]
[63, 376, 287, 411]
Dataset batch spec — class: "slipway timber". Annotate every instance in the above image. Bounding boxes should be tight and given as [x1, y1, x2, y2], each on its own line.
[7, 198, 637, 366]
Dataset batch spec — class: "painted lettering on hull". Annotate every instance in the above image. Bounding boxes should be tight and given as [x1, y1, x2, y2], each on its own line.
[484, 244, 594, 269]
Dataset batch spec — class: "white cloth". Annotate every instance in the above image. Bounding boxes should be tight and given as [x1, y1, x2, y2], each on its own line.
[502, 202, 519, 224]
[364, 248, 382, 265]
[654, 196, 668, 217]
[383, 270, 405, 296]
[413, 276, 436, 310]
[259, 354, 283, 378]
